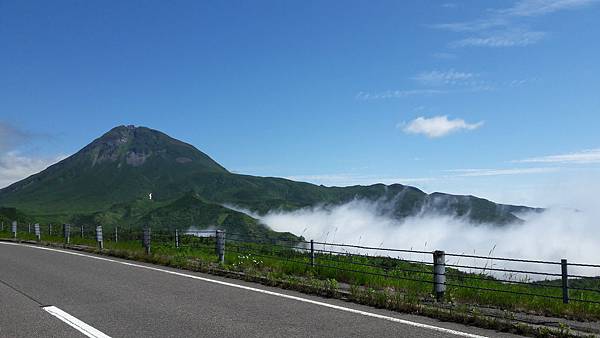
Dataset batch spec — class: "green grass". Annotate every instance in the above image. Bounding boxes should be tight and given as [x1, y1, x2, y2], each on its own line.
[3, 228, 599, 322]
[220, 241, 600, 319]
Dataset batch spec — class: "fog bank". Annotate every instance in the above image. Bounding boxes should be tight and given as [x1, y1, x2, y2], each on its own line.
[237, 186, 600, 278]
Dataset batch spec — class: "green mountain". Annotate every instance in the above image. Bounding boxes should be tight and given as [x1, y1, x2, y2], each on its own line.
[0, 125, 540, 232]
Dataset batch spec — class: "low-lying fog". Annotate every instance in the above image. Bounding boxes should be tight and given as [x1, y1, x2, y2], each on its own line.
[230, 183, 600, 279]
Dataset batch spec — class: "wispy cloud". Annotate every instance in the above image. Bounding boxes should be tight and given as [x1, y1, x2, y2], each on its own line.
[451, 30, 546, 48]
[285, 173, 434, 187]
[281, 166, 562, 188]
[412, 69, 492, 91]
[448, 167, 559, 177]
[356, 89, 446, 100]
[431, 17, 508, 33]
[500, 0, 598, 17]
[516, 149, 600, 164]
[357, 69, 492, 100]
[412, 69, 476, 86]
[441, 3, 458, 9]
[508, 78, 535, 87]
[402, 115, 484, 138]
[432, 0, 598, 48]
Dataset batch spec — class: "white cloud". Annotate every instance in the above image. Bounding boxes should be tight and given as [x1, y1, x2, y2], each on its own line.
[402, 115, 484, 138]
[413, 69, 476, 86]
[452, 30, 546, 48]
[431, 18, 508, 33]
[358, 70, 492, 101]
[285, 173, 434, 187]
[441, 3, 458, 9]
[508, 79, 531, 87]
[356, 89, 445, 100]
[432, 0, 597, 48]
[0, 151, 66, 188]
[448, 167, 559, 177]
[516, 149, 600, 164]
[501, 0, 598, 17]
[284, 167, 560, 187]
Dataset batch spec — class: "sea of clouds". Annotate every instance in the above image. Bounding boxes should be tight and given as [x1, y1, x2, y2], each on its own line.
[229, 182, 600, 278]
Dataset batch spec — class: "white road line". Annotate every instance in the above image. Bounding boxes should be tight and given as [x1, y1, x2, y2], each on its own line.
[2, 241, 487, 338]
[43, 305, 111, 338]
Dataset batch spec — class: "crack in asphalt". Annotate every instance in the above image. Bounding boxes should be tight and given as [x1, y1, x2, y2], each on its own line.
[0, 277, 47, 307]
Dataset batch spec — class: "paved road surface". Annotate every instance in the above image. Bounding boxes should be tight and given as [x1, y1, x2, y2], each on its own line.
[0, 241, 521, 337]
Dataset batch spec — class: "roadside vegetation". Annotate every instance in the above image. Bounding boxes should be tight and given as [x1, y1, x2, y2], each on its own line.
[2, 227, 599, 337]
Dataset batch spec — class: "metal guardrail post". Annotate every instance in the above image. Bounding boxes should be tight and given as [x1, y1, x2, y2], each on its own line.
[433, 250, 446, 302]
[63, 224, 70, 244]
[216, 230, 225, 264]
[96, 225, 104, 250]
[143, 226, 151, 255]
[310, 240, 315, 267]
[175, 229, 179, 249]
[34, 223, 41, 242]
[561, 259, 569, 304]
[12, 221, 17, 239]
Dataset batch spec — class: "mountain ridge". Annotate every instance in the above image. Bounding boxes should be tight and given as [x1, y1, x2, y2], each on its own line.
[0, 125, 541, 228]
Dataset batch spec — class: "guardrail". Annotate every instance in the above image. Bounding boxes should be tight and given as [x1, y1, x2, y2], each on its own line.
[222, 231, 600, 305]
[2, 221, 599, 306]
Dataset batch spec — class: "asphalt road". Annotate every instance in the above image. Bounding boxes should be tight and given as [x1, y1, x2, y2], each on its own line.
[0, 241, 521, 338]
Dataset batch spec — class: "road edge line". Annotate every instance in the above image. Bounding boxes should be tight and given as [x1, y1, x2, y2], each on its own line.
[3, 241, 487, 338]
[43, 305, 111, 338]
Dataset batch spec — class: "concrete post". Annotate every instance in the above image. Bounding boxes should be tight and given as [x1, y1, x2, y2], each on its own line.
[310, 240, 315, 267]
[12, 221, 17, 239]
[63, 224, 70, 244]
[433, 250, 446, 302]
[1, 222, 3, 232]
[28, 223, 31, 233]
[143, 226, 151, 255]
[216, 230, 225, 264]
[561, 259, 569, 304]
[81, 225, 84, 238]
[114, 226, 118, 243]
[34, 223, 41, 241]
[96, 225, 104, 250]
[175, 229, 180, 249]
[48, 224, 52, 236]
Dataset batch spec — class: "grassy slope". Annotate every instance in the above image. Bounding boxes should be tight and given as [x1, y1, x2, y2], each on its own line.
[137, 193, 299, 240]
[6, 193, 301, 241]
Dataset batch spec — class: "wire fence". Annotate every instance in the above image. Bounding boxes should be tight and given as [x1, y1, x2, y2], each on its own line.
[2, 221, 600, 307]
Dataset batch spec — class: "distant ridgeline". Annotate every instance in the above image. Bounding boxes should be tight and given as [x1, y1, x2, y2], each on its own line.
[0, 125, 542, 238]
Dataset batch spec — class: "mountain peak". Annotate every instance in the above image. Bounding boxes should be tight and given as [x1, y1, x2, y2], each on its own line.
[79, 125, 228, 171]
[0, 125, 229, 211]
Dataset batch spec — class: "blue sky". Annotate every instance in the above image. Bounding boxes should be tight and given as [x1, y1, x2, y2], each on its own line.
[1, 0, 600, 206]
